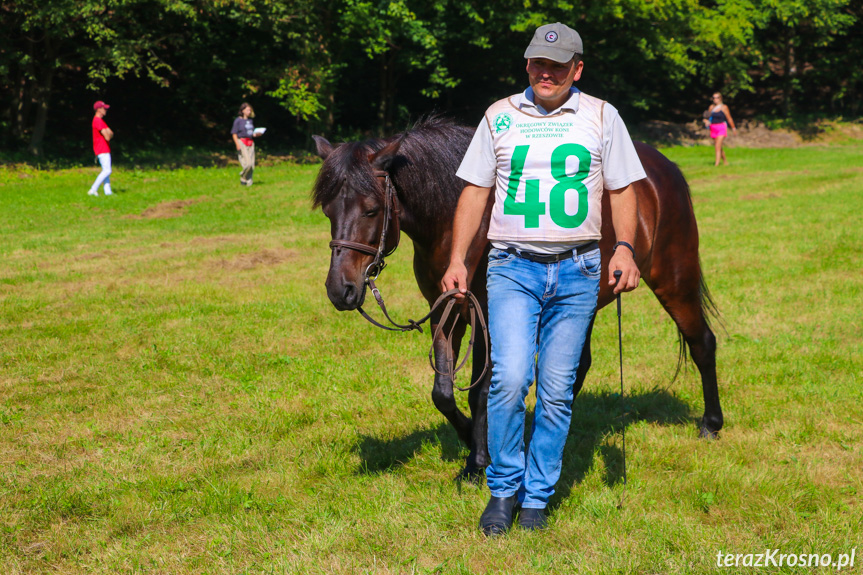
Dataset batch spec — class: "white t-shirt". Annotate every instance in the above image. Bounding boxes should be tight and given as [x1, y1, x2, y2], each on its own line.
[457, 87, 646, 254]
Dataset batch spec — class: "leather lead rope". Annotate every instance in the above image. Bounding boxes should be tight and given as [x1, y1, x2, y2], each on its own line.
[360, 286, 489, 391]
[426, 289, 490, 392]
[357, 276, 423, 333]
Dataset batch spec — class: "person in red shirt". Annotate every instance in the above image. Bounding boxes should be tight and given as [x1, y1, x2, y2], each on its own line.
[88, 101, 114, 196]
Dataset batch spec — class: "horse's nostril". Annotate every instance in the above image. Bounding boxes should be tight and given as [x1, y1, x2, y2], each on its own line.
[343, 283, 357, 305]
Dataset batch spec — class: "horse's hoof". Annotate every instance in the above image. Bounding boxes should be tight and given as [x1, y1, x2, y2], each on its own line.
[698, 425, 719, 440]
[456, 465, 485, 485]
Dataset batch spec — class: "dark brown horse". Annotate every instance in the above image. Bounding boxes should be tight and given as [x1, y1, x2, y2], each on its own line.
[312, 117, 722, 479]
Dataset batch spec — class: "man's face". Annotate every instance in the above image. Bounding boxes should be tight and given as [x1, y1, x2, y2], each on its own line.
[526, 57, 584, 108]
[96, 107, 107, 117]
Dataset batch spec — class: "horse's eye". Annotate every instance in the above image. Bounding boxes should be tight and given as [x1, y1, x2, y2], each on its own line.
[363, 209, 379, 218]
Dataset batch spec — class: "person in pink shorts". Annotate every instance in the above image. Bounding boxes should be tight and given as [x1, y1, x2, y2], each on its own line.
[704, 92, 737, 166]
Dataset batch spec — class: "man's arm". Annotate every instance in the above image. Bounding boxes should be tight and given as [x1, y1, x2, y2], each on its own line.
[100, 127, 113, 142]
[607, 183, 640, 294]
[440, 184, 493, 295]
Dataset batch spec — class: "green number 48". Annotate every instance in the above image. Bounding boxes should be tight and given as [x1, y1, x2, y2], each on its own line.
[503, 143, 591, 229]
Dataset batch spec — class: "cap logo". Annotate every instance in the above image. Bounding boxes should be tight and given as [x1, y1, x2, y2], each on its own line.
[545, 31, 558, 43]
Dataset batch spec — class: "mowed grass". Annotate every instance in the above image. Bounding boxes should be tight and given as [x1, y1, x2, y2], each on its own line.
[1, 142, 861, 574]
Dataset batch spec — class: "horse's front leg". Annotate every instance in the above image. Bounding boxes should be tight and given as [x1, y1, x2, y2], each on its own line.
[465, 332, 490, 481]
[429, 320, 476, 470]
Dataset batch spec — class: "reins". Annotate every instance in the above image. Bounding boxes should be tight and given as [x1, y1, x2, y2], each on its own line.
[328, 170, 489, 391]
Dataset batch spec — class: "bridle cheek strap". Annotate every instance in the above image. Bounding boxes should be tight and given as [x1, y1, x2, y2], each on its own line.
[328, 170, 401, 277]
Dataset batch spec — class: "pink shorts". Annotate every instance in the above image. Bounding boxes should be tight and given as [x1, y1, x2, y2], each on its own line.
[710, 122, 728, 139]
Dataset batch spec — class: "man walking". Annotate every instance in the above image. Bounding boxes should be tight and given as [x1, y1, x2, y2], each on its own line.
[441, 22, 645, 535]
[88, 101, 113, 196]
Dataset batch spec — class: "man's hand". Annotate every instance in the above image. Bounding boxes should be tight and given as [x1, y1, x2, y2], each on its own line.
[607, 182, 640, 294]
[608, 248, 639, 294]
[441, 259, 469, 298]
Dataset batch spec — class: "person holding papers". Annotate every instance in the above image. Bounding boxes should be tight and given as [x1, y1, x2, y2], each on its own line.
[231, 102, 264, 186]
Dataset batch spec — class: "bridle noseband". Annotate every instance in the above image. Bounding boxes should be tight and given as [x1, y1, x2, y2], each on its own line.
[327, 170, 489, 390]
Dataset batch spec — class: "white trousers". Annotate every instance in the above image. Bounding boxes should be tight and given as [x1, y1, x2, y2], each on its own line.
[90, 153, 112, 193]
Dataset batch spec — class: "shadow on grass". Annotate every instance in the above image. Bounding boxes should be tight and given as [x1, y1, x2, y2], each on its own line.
[354, 421, 464, 475]
[353, 387, 692, 493]
[549, 387, 692, 511]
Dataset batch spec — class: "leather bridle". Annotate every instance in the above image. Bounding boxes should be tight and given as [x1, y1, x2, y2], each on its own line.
[328, 170, 410, 332]
[327, 170, 489, 390]
[329, 171, 400, 286]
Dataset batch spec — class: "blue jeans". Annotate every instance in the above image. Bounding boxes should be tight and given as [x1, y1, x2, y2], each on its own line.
[485, 246, 600, 508]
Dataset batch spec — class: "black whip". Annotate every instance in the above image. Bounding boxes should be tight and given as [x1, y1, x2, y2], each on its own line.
[613, 270, 627, 492]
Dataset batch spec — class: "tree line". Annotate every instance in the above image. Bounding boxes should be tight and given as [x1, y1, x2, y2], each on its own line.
[2, 0, 861, 158]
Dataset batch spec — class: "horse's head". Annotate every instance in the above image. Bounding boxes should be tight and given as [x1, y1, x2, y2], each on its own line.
[312, 135, 403, 311]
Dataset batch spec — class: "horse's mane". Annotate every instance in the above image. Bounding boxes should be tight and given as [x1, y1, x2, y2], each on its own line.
[312, 116, 474, 221]
[311, 139, 385, 208]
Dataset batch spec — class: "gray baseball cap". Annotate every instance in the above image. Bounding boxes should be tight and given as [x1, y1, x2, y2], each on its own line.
[524, 23, 583, 62]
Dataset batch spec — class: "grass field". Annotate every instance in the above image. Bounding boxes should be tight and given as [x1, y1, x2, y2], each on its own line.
[1, 142, 861, 574]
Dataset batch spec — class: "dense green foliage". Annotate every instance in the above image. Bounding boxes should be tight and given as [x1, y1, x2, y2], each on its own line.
[1, 0, 862, 157]
[1, 142, 861, 572]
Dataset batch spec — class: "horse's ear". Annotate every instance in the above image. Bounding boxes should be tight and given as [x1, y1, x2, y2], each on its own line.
[312, 135, 333, 159]
[368, 137, 404, 172]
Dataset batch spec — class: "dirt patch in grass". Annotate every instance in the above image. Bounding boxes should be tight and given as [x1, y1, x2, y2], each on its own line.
[741, 192, 781, 200]
[212, 248, 296, 271]
[637, 119, 863, 149]
[125, 198, 208, 220]
[637, 119, 800, 148]
[158, 236, 239, 250]
[74, 251, 111, 261]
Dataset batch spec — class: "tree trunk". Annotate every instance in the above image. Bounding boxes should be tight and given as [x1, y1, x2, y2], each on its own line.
[782, 30, 794, 117]
[28, 66, 54, 157]
[27, 36, 57, 157]
[14, 39, 36, 143]
[15, 74, 30, 138]
[384, 51, 396, 133]
[377, 53, 388, 137]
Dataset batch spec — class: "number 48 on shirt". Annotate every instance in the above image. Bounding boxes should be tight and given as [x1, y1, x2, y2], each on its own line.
[504, 143, 591, 229]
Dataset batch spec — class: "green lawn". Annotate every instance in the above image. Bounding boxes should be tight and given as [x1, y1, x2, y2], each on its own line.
[1, 142, 861, 574]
